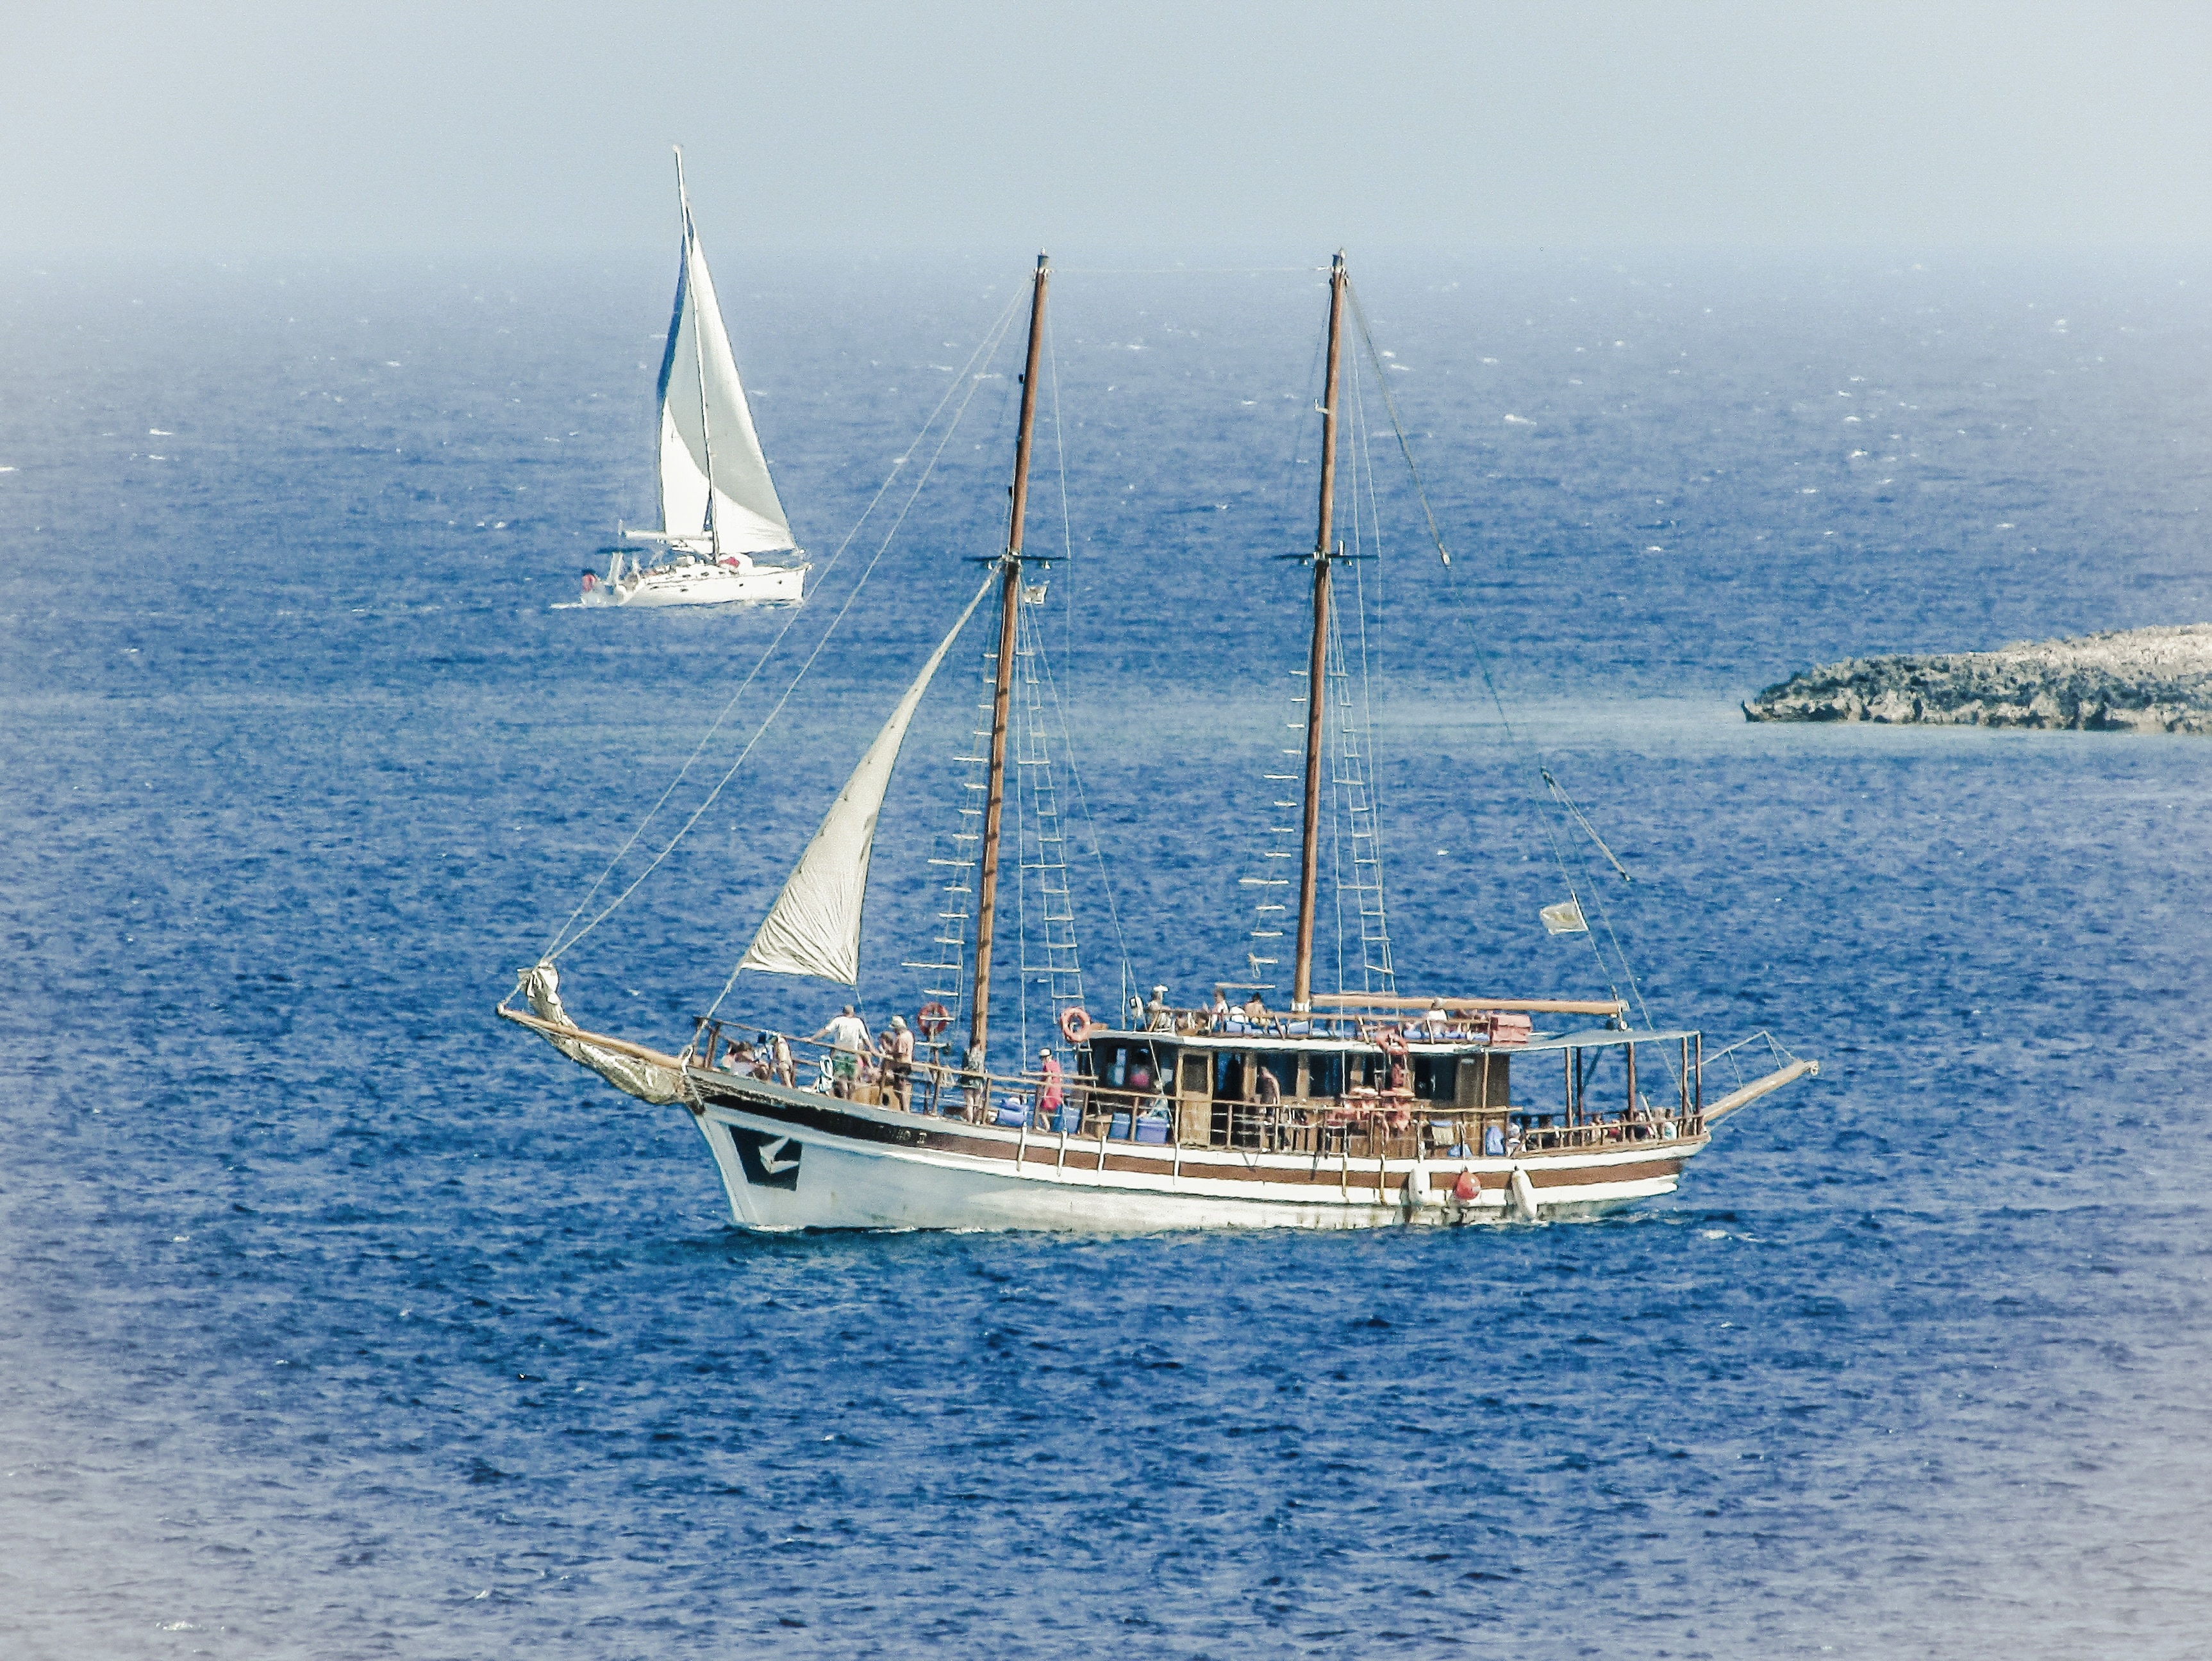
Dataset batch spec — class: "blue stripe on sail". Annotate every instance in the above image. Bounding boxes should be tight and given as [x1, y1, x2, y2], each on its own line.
[653, 232, 690, 410]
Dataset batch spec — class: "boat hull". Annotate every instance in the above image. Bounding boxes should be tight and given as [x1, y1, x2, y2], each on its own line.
[683, 1071, 1702, 1232]
[586, 562, 806, 608]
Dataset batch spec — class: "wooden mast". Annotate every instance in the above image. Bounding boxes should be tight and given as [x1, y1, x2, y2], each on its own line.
[969, 252, 1051, 1064]
[1292, 251, 1348, 1014]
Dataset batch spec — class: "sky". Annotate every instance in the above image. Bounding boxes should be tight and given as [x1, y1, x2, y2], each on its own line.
[4, 0, 2212, 257]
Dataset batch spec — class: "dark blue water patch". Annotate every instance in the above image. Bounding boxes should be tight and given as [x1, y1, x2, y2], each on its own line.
[4, 252, 2212, 1657]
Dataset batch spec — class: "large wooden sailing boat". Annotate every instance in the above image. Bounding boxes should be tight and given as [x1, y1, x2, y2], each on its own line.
[505, 252, 1816, 1228]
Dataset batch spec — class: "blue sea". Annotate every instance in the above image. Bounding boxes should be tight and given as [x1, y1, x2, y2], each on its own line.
[4, 248, 2210, 1657]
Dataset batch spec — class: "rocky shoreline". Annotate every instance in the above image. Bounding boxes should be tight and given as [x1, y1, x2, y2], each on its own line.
[1743, 624, 2212, 732]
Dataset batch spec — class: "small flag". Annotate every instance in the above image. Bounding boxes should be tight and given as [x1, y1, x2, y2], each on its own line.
[1540, 898, 1587, 936]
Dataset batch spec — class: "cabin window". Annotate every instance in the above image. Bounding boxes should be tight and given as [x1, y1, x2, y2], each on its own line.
[1092, 1041, 1129, 1087]
[1304, 1052, 1344, 1098]
[1411, 1055, 1456, 1101]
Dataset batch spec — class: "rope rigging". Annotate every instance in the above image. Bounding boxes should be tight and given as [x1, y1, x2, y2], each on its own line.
[539, 291, 1027, 967]
[1342, 276, 1673, 1070]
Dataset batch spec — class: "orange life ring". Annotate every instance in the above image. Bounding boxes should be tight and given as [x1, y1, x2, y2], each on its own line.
[916, 1001, 952, 1038]
[1060, 1006, 1094, 1045]
[1379, 1027, 1410, 1058]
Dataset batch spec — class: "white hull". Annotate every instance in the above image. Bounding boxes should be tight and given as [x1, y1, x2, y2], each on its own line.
[685, 1075, 1701, 1233]
[585, 561, 806, 608]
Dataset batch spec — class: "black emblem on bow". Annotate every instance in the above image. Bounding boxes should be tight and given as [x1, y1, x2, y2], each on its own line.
[726, 1126, 802, 1190]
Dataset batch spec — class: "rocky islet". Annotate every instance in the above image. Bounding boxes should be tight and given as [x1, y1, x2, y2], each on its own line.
[1743, 624, 2212, 732]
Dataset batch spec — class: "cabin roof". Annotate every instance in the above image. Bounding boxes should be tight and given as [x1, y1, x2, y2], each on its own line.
[1086, 1025, 1695, 1053]
[1513, 1027, 1697, 1052]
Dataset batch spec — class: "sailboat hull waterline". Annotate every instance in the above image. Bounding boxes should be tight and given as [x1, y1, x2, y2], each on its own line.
[691, 1095, 1692, 1230]
[581, 556, 806, 609]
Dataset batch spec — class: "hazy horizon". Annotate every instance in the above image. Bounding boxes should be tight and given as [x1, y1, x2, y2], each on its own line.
[6, 1, 2211, 260]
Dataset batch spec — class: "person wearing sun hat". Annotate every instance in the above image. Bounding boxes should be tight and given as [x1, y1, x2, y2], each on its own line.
[879, 1013, 915, 1111]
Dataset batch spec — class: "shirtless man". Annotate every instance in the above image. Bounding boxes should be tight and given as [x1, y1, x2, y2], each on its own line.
[878, 1014, 915, 1111]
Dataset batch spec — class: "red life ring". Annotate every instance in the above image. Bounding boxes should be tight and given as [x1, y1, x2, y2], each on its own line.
[1379, 1027, 1410, 1059]
[1060, 1006, 1094, 1045]
[916, 1002, 952, 1038]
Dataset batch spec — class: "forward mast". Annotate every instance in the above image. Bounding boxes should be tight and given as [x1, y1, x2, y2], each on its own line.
[969, 253, 1051, 1066]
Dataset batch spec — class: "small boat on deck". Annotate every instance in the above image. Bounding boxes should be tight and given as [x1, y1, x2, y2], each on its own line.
[508, 252, 1815, 1228]
[579, 150, 807, 609]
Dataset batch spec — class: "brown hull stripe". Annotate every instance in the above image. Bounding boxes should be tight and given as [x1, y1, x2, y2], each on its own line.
[695, 1078, 1688, 1193]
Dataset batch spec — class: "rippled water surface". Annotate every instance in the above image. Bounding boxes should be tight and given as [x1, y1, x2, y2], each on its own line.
[4, 251, 2211, 1657]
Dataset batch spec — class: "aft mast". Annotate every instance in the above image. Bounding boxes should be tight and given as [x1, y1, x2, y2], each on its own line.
[1292, 252, 1349, 1014]
[969, 252, 1051, 1065]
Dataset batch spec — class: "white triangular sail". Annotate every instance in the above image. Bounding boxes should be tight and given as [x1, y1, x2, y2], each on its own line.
[737, 576, 994, 984]
[656, 184, 794, 555]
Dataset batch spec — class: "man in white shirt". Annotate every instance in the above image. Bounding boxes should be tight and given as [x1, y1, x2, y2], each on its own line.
[812, 1005, 872, 1095]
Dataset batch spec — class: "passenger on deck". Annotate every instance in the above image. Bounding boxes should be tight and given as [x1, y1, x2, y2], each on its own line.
[1038, 1048, 1065, 1125]
[1422, 1000, 1450, 1038]
[1147, 986, 1173, 1031]
[772, 1031, 795, 1089]
[960, 1039, 988, 1122]
[1210, 987, 1230, 1031]
[1254, 1066, 1281, 1108]
[1385, 1057, 1410, 1096]
[1241, 991, 1267, 1025]
[879, 1014, 915, 1111]
[813, 1005, 872, 1096]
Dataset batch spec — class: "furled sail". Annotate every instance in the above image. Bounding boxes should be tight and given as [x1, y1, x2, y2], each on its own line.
[737, 575, 994, 984]
[656, 188, 794, 554]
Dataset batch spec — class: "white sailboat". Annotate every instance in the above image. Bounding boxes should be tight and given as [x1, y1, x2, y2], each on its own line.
[581, 151, 808, 609]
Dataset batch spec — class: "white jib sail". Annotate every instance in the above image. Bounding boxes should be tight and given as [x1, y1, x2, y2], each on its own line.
[656, 206, 794, 554]
[737, 575, 994, 984]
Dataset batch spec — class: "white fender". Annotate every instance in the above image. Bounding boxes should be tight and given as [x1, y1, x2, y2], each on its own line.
[1403, 1165, 1429, 1216]
[1510, 1165, 1540, 1222]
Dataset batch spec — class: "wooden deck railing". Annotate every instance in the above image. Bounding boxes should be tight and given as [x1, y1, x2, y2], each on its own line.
[685, 1022, 1702, 1157]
